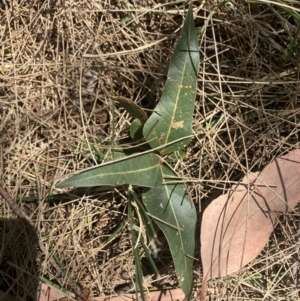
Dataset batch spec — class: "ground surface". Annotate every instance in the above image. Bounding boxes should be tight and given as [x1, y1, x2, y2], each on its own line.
[1, 0, 300, 300]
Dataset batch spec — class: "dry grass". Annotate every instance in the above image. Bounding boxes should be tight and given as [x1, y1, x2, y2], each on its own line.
[0, 0, 300, 300]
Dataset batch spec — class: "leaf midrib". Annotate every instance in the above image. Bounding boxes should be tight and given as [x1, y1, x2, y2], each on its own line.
[165, 51, 190, 146]
[163, 178, 190, 275]
[72, 164, 160, 182]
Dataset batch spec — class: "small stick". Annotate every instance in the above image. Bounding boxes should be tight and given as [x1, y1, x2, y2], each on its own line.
[0, 185, 81, 296]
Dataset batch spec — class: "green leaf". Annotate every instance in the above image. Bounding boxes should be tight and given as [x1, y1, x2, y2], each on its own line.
[113, 96, 148, 124]
[142, 164, 197, 298]
[130, 118, 144, 140]
[143, 3, 199, 155]
[57, 153, 162, 188]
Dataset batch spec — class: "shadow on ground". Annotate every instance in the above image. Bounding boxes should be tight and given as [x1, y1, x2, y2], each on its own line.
[0, 218, 38, 301]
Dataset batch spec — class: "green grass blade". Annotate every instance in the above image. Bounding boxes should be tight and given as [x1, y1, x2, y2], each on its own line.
[129, 188, 161, 278]
[128, 197, 146, 301]
[129, 188, 157, 240]
[99, 220, 126, 249]
[140, 237, 161, 279]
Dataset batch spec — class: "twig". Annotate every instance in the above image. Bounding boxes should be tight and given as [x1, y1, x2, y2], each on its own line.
[0, 185, 81, 296]
[291, 217, 300, 301]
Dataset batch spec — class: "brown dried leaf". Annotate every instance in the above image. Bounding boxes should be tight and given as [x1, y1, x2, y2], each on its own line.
[38, 283, 75, 301]
[201, 149, 300, 281]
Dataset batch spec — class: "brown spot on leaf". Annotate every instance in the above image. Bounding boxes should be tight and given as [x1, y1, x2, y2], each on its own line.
[171, 120, 184, 129]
